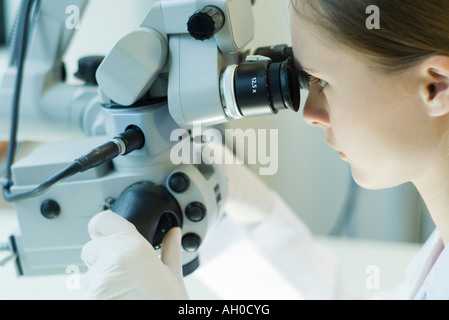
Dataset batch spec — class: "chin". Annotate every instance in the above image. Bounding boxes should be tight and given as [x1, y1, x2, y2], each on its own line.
[350, 166, 404, 191]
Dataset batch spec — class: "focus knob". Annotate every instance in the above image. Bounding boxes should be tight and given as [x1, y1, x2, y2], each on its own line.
[187, 6, 225, 41]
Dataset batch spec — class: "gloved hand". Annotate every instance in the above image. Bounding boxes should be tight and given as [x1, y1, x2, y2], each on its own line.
[205, 142, 275, 230]
[81, 211, 189, 300]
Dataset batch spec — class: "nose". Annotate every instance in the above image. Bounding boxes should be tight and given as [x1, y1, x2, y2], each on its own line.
[303, 89, 330, 129]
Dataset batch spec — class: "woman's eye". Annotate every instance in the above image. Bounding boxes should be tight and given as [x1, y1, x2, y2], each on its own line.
[309, 75, 328, 93]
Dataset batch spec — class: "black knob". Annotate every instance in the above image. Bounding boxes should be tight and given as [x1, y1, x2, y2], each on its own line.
[169, 173, 190, 194]
[112, 182, 183, 248]
[74, 55, 104, 85]
[41, 200, 60, 219]
[186, 202, 207, 222]
[182, 233, 202, 253]
[187, 6, 225, 41]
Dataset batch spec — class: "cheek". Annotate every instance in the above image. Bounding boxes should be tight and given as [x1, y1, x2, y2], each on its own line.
[328, 89, 387, 151]
[327, 85, 423, 188]
[330, 76, 409, 148]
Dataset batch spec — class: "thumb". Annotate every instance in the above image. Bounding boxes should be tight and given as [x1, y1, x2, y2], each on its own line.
[88, 210, 137, 240]
[161, 227, 183, 273]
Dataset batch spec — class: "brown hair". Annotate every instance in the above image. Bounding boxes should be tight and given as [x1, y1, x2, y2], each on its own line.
[291, 0, 449, 73]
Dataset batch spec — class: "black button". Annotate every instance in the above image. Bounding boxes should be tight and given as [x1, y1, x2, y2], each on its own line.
[182, 233, 202, 253]
[169, 173, 190, 194]
[41, 200, 60, 219]
[186, 202, 206, 222]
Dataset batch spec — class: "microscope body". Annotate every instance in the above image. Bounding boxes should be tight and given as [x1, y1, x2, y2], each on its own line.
[2, 0, 302, 277]
[2, 0, 254, 277]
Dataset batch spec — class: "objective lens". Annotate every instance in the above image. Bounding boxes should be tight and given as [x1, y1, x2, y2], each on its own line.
[233, 57, 300, 118]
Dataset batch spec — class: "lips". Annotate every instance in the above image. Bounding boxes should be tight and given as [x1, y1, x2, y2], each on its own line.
[326, 137, 349, 162]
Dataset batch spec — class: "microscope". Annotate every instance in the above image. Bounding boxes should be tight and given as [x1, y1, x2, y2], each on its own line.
[0, 0, 308, 277]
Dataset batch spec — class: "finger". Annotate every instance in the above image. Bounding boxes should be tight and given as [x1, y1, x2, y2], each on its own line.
[80, 237, 117, 268]
[161, 227, 182, 273]
[88, 210, 136, 239]
[81, 231, 139, 268]
[81, 239, 100, 268]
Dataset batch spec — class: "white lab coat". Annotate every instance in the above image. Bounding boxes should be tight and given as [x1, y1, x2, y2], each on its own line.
[403, 229, 449, 299]
[199, 191, 449, 300]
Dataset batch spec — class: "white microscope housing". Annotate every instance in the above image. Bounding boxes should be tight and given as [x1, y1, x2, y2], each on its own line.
[0, 0, 305, 277]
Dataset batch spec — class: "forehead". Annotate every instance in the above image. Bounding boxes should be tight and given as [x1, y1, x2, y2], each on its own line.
[290, 9, 369, 81]
[290, 10, 336, 72]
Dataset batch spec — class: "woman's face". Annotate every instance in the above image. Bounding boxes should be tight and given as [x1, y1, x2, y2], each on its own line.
[290, 9, 437, 190]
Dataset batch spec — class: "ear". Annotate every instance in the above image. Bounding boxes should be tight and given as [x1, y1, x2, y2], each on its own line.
[419, 55, 449, 118]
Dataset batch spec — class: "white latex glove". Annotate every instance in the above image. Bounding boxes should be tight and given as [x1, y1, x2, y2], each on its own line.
[81, 211, 189, 300]
[208, 143, 275, 230]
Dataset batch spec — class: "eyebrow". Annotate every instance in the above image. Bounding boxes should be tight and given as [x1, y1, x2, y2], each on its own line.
[293, 58, 318, 74]
[303, 67, 319, 74]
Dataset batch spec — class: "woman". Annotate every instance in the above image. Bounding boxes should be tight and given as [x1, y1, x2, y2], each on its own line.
[81, 0, 449, 299]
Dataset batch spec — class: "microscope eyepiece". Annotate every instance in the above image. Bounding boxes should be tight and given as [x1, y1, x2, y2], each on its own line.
[221, 45, 306, 120]
[232, 57, 300, 117]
